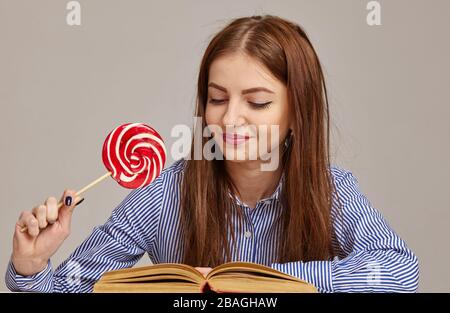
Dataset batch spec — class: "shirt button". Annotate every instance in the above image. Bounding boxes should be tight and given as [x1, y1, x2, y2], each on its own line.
[244, 231, 252, 238]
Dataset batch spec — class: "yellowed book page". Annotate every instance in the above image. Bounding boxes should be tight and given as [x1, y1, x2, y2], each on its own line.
[207, 262, 307, 283]
[99, 274, 200, 284]
[93, 281, 201, 293]
[208, 273, 317, 293]
[99, 263, 204, 283]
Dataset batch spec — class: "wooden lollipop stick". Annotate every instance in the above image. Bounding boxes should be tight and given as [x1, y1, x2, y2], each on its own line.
[19, 172, 112, 233]
[76, 171, 112, 195]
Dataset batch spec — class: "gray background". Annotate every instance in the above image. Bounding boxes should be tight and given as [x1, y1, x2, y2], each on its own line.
[1, 0, 449, 292]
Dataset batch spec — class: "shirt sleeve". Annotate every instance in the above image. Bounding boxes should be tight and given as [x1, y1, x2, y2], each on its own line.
[5, 176, 164, 293]
[270, 170, 419, 293]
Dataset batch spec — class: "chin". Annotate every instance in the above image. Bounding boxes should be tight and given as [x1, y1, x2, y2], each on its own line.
[217, 146, 259, 162]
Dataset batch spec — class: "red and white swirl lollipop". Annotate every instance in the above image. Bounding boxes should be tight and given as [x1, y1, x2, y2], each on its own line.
[102, 123, 166, 189]
[20, 122, 166, 232]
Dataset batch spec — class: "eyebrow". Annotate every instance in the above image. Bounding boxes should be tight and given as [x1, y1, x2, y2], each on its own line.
[208, 82, 275, 95]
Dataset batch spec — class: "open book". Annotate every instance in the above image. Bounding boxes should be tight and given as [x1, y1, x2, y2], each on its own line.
[93, 262, 317, 293]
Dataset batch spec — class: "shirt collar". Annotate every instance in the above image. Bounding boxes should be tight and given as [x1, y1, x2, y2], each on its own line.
[227, 171, 285, 206]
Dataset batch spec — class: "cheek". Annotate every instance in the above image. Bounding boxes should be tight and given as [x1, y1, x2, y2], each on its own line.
[205, 104, 222, 125]
[271, 106, 291, 135]
[254, 117, 289, 148]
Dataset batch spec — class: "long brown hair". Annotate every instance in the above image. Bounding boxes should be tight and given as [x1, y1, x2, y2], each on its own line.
[180, 15, 341, 267]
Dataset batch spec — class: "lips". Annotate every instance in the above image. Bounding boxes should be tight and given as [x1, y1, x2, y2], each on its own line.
[222, 133, 251, 145]
[223, 133, 250, 140]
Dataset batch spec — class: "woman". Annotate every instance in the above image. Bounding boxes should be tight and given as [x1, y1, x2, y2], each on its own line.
[6, 15, 418, 293]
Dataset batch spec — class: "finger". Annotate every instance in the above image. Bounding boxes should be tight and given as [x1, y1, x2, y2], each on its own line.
[204, 268, 213, 276]
[195, 267, 213, 277]
[32, 204, 48, 229]
[45, 196, 58, 224]
[15, 212, 30, 237]
[58, 189, 78, 229]
[19, 211, 39, 237]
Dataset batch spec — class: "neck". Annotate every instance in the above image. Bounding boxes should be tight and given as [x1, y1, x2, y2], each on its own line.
[224, 160, 283, 209]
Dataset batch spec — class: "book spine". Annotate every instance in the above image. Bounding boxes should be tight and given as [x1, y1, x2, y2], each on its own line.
[200, 280, 213, 293]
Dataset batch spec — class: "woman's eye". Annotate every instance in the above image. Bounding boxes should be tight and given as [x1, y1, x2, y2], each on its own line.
[249, 101, 272, 109]
[208, 99, 273, 109]
[208, 98, 226, 104]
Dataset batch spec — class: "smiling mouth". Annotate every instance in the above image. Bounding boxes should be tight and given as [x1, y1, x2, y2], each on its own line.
[222, 133, 251, 145]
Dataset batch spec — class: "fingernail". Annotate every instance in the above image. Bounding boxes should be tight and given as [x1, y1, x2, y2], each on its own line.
[65, 196, 72, 206]
[75, 198, 85, 206]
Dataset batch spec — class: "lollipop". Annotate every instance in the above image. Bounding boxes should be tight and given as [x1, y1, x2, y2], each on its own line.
[102, 123, 166, 189]
[20, 122, 166, 232]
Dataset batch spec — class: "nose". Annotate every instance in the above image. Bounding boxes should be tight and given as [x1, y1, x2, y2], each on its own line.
[222, 99, 246, 129]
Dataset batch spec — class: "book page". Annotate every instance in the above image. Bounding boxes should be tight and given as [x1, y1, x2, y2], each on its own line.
[207, 261, 304, 282]
[99, 263, 205, 284]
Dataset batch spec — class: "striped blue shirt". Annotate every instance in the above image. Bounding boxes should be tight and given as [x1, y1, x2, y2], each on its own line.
[5, 159, 419, 292]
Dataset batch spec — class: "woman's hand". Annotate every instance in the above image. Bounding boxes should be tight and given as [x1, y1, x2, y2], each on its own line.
[11, 189, 82, 276]
[195, 267, 213, 278]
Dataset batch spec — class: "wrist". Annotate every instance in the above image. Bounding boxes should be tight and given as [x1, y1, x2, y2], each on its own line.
[11, 255, 48, 276]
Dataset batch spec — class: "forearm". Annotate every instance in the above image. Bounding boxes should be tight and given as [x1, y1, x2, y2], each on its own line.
[5, 174, 162, 293]
[271, 249, 419, 293]
[6, 224, 146, 293]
